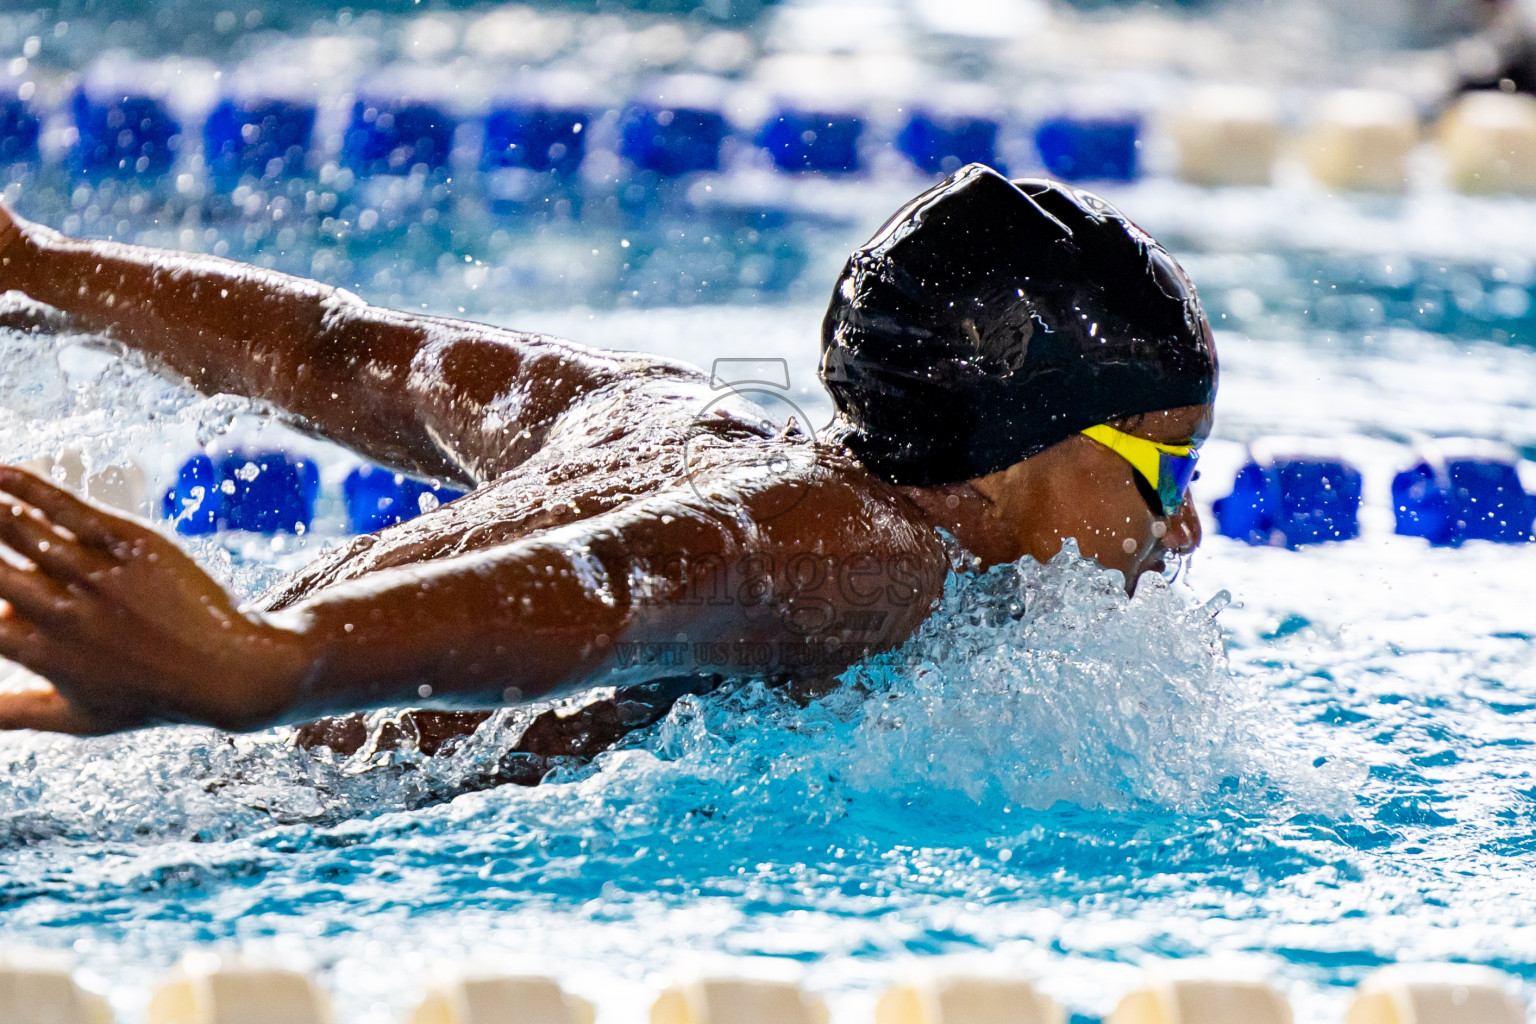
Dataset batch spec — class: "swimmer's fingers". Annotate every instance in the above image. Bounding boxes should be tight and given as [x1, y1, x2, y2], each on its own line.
[0, 479, 291, 732]
[0, 597, 75, 669]
[0, 611, 142, 731]
[0, 683, 112, 734]
[0, 466, 141, 551]
[0, 558, 79, 624]
[0, 493, 113, 581]
[0, 610, 70, 707]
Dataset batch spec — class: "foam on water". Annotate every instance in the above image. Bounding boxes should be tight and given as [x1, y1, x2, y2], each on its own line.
[836, 550, 1305, 814]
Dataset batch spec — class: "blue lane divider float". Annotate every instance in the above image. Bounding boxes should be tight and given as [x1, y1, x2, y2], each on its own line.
[0, 95, 40, 164]
[757, 110, 864, 173]
[896, 112, 1000, 175]
[482, 105, 588, 177]
[72, 87, 181, 179]
[1393, 442, 1536, 545]
[161, 451, 319, 535]
[342, 98, 456, 177]
[1034, 116, 1140, 182]
[205, 97, 316, 187]
[1213, 448, 1363, 548]
[343, 464, 465, 533]
[620, 103, 730, 177]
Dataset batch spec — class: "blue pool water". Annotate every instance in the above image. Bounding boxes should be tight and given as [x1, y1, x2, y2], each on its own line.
[2, 1, 1536, 1021]
[3, 298, 1535, 1024]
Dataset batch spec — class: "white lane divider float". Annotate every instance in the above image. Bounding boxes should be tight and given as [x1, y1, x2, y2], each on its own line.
[1110, 975, 1293, 1024]
[1170, 85, 1281, 188]
[0, 948, 113, 1024]
[876, 976, 1063, 1024]
[1346, 964, 1527, 1024]
[1305, 89, 1419, 193]
[4, 948, 1534, 1024]
[1439, 90, 1536, 195]
[409, 974, 595, 1024]
[651, 978, 829, 1024]
[147, 955, 332, 1024]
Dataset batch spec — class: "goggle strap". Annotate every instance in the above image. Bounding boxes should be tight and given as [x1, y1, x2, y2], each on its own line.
[1080, 424, 1165, 487]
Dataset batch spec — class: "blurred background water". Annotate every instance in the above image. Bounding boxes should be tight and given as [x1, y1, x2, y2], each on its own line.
[2, 1, 1536, 1022]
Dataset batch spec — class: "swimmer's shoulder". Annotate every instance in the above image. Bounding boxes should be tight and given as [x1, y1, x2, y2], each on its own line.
[765, 445, 951, 566]
[769, 450, 950, 645]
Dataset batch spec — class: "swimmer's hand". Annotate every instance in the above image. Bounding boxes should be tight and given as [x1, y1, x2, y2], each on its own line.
[0, 685, 111, 734]
[0, 466, 306, 732]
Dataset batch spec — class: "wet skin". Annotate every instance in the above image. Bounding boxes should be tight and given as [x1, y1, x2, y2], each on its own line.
[0, 204, 1209, 747]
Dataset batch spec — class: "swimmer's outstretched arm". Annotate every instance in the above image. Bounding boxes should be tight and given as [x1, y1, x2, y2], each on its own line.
[0, 204, 633, 483]
[0, 464, 704, 731]
[0, 465, 931, 735]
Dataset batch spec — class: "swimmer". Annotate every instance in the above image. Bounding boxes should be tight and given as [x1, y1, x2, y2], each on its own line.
[0, 164, 1215, 772]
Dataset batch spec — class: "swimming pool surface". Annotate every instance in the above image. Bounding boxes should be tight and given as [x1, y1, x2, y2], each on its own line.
[3, 292, 1535, 1023]
[3, 2, 1536, 1019]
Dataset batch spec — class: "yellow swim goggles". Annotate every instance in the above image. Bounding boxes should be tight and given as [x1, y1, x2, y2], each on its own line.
[1080, 423, 1200, 518]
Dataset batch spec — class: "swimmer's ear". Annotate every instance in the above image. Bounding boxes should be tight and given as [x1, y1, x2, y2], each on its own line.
[1107, 411, 1148, 432]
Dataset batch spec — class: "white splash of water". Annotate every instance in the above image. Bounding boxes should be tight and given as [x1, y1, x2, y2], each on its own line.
[558, 542, 1351, 827]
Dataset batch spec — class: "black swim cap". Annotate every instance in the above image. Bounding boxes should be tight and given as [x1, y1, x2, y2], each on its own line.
[819, 164, 1217, 486]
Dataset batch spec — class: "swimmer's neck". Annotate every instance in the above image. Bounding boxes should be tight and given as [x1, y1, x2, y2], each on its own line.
[896, 481, 1021, 569]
